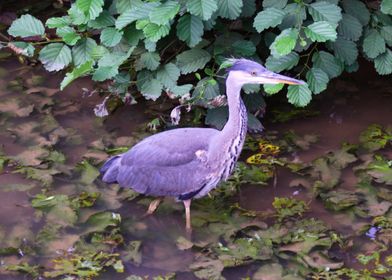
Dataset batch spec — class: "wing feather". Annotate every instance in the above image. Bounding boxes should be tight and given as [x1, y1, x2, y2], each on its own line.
[114, 127, 218, 197]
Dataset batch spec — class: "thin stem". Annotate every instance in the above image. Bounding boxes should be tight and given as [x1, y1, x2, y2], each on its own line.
[31, 38, 64, 45]
[0, 32, 9, 42]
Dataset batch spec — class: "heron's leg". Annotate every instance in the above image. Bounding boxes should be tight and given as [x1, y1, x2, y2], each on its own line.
[144, 197, 163, 216]
[183, 199, 192, 231]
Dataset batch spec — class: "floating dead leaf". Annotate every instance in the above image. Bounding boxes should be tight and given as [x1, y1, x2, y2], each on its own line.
[84, 211, 121, 234]
[279, 236, 332, 254]
[367, 201, 392, 217]
[123, 240, 142, 266]
[76, 160, 100, 185]
[303, 251, 344, 270]
[11, 146, 49, 166]
[320, 190, 361, 211]
[190, 256, 224, 280]
[359, 124, 392, 151]
[377, 188, 392, 202]
[31, 194, 78, 226]
[15, 167, 61, 187]
[1, 183, 35, 192]
[253, 263, 283, 280]
[176, 236, 193, 250]
[25, 86, 59, 96]
[7, 121, 51, 146]
[326, 145, 357, 169]
[216, 238, 273, 267]
[0, 98, 34, 117]
[285, 131, 318, 150]
[366, 156, 392, 185]
[289, 178, 311, 189]
[83, 149, 108, 164]
[26, 75, 45, 87]
[310, 158, 341, 191]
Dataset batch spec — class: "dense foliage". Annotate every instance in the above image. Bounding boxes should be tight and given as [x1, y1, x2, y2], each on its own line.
[3, 0, 392, 118]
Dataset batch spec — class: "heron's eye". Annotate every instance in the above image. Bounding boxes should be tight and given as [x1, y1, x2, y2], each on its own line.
[250, 71, 257, 76]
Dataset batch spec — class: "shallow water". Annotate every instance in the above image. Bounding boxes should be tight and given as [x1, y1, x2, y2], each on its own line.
[0, 58, 391, 279]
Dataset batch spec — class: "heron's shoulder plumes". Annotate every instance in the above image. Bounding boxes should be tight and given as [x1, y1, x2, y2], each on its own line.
[221, 58, 267, 73]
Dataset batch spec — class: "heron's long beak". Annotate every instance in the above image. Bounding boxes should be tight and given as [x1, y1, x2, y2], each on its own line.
[258, 70, 305, 85]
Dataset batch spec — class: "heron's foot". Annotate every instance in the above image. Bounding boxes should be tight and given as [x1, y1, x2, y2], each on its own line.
[143, 197, 163, 217]
[183, 199, 192, 231]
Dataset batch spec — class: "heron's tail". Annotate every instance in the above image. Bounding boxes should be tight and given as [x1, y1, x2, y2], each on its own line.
[100, 155, 122, 183]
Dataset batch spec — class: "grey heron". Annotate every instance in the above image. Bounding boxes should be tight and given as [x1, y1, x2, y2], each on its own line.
[100, 59, 304, 230]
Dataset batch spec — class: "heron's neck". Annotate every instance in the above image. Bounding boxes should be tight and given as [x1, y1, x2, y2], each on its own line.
[221, 75, 247, 136]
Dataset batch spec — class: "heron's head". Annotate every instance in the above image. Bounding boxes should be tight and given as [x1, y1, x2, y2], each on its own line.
[227, 59, 304, 86]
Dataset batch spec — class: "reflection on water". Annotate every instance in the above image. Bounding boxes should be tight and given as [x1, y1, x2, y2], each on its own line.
[0, 58, 391, 279]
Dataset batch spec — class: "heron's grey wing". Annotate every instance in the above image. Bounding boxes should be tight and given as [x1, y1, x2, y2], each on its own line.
[116, 128, 218, 196]
[121, 127, 217, 167]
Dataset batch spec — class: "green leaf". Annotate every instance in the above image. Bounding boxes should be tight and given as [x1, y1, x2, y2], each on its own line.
[39, 43, 72, 72]
[68, 4, 87, 25]
[253, 8, 286, 33]
[9, 42, 35, 57]
[92, 66, 119, 81]
[60, 61, 93, 90]
[176, 49, 211, 74]
[206, 106, 228, 129]
[72, 38, 97, 66]
[46, 16, 72, 28]
[142, 22, 170, 42]
[93, 49, 134, 81]
[156, 63, 180, 89]
[306, 68, 329, 94]
[123, 24, 144, 46]
[381, 0, 392, 15]
[381, 26, 392, 42]
[115, 2, 158, 29]
[287, 84, 312, 107]
[100, 27, 123, 47]
[308, 1, 342, 24]
[88, 11, 115, 29]
[374, 49, 392, 75]
[186, 0, 218, 21]
[141, 78, 163, 100]
[177, 14, 204, 47]
[337, 13, 362, 41]
[116, 0, 143, 13]
[341, 0, 370, 26]
[170, 84, 193, 97]
[76, 0, 104, 20]
[241, 0, 256, 17]
[136, 52, 160, 71]
[8, 15, 45, 38]
[265, 52, 299, 72]
[312, 51, 342, 78]
[305, 21, 337, 42]
[270, 28, 299, 57]
[263, 84, 284, 95]
[193, 77, 220, 100]
[217, 0, 243, 19]
[232, 40, 256, 56]
[149, 1, 180, 25]
[91, 45, 109, 60]
[263, 0, 287, 9]
[331, 36, 358, 65]
[56, 26, 81, 46]
[363, 29, 386, 59]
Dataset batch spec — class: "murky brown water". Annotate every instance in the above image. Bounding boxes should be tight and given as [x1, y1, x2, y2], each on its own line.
[0, 58, 391, 279]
